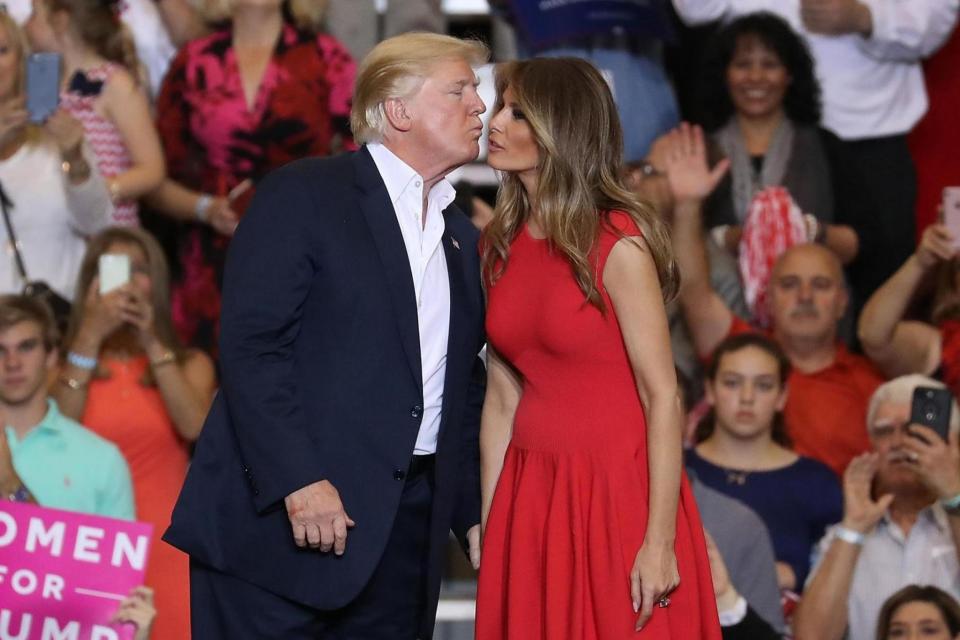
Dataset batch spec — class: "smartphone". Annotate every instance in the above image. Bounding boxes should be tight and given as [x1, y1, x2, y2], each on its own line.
[98, 254, 130, 295]
[909, 386, 953, 442]
[943, 187, 960, 247]
[25, 53, 62, 124]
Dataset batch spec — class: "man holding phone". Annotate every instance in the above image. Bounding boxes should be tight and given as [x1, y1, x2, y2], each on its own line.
[793, 375, 960, 640]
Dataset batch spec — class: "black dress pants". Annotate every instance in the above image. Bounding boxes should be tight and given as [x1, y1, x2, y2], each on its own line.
[189, 467, 434, 639]
[825, 133, 917, 321]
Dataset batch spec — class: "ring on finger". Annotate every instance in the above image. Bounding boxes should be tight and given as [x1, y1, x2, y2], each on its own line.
[657, 597, 670, 608]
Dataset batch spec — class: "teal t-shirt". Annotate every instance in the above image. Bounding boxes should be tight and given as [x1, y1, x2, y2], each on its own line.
[6, 399, 135, 520]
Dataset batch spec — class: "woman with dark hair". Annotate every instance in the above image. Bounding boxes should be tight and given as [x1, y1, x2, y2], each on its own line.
[876, 585, 960, 639]
[148, 0, 355, 352]
[476, 57, 721, 638]
[53, 226, 216, 639]
[687, 332, 841, 593]
[697, 12, 857, 264]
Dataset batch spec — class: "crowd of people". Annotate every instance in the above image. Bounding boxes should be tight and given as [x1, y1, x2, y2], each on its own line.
[1, 0, 960, 638]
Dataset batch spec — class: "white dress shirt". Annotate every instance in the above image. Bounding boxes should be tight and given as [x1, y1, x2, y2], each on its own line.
[0, 140, 114, 300]
[808, 505, 960, 640]
[368, 143, 454, 456]
[672, 0, 959, 140]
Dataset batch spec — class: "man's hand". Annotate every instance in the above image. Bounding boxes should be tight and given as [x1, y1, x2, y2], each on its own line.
[902, 425, 960, 500]
[284, 480, 355, 554]
[801, 0, 873, 36]
[662, 122, 730, 206]
[841, 453, 893, 534]
[466, 524, 481, 570]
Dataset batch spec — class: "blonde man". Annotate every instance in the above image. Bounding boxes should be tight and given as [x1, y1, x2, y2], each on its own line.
[164, 32, 489, 639]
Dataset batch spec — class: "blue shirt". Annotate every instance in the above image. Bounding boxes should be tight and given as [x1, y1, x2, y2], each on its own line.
[6, 399, 135, 520]
[686, 448, 842, 589]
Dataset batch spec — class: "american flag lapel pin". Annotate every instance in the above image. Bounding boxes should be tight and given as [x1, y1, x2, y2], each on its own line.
[451, 237, 461, 251]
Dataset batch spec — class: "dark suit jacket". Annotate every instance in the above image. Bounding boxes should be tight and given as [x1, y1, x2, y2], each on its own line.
[164, 147, 486, 638]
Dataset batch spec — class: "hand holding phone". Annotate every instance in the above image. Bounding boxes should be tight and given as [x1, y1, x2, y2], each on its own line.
[26, 53, 62, 124]
[98, 254, 131, 295]
[909, 386, 953, 443]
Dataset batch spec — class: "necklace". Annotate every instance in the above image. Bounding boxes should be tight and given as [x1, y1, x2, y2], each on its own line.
[725, 469, 750, 486]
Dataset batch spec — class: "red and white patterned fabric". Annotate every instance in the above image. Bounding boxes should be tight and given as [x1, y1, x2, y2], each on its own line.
[738, 187, 807, 328]
[61, 63, 138, 227]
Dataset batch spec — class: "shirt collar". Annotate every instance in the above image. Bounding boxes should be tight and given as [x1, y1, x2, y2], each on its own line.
[880, 502, 949, 534]
[366, 143, 456, 210]
[5, 399, 64, 444]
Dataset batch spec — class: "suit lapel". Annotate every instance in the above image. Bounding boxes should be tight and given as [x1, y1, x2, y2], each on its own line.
[353, 148, 422, 389]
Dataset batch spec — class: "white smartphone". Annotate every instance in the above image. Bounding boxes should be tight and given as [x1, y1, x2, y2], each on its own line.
[98, 253, 130, 294]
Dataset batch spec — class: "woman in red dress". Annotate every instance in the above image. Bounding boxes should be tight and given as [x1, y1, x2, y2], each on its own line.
[475, 58, 722, 639]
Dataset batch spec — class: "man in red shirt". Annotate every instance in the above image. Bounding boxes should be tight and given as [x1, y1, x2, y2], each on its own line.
[664, 123, 884, 476]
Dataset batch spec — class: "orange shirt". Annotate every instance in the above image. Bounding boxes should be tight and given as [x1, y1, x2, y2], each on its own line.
[729, 317, 885, 477]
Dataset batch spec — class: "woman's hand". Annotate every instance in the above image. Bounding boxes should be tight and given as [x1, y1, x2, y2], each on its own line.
[112, 586, 156, 640]
[0, 97, 28, 145]
[77, 279, 134, 347]
[207, 197, 240, 236]
[631, 540, 680, 631]
[44, 110, 85, 158]
[914, 223, 956, 270]
[119, 287, 159, 349]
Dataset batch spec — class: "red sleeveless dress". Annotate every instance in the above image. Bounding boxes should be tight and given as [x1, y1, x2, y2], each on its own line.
[476, 211, 721, 639]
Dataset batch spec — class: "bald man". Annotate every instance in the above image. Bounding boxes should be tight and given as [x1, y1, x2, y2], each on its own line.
[673, 199, 885, 476]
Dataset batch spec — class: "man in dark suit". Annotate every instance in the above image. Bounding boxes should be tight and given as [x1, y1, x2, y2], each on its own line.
[163, 32, 489, 639]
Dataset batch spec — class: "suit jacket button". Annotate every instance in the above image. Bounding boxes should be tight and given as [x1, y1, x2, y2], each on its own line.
[411, 405, 423, 419]
[393, 469, 406, 481]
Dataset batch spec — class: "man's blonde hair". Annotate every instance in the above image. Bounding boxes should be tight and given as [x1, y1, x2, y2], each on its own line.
[350, 32, 489, 145]
[202, 0, 326, 32]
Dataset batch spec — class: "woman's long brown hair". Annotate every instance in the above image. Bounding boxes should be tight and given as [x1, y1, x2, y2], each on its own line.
[481, 58, 679, 310]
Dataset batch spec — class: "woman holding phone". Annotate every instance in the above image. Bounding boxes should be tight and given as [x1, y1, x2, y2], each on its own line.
[859, 223, 960, 399]
[53, 226, 216, 640]
[0, 11, 112, 300]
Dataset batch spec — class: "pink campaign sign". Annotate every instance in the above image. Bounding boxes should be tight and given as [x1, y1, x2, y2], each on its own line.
[0, 501, 152, 640]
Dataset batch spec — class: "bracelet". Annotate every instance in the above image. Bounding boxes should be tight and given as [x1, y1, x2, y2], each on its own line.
[834, 525, 866, 546]
[66, 350, 97, 371]
[58, 375, 89, 391]
[195, 194, 213, 223]
[150, 350, 176, 368]
[940, 492, 960, 515]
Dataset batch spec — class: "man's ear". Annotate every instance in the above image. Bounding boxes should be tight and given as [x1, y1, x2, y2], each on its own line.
[384, 97, 413, 133]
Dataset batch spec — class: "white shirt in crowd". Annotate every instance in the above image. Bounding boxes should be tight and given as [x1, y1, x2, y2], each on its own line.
[7, 0, 176, 97]
[368, 142, 454, 457]
[808, 506, 960, 640]
[672, 0, 959, 140]
[0, 139, 114, 299]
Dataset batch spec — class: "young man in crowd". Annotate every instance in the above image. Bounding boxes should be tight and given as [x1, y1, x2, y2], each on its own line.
[793, 375, 960, 640]
[0, 295, 134, 519]
[664, 123, 884, 476]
